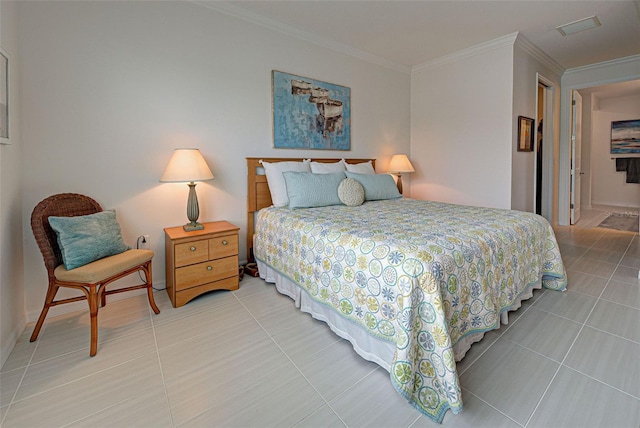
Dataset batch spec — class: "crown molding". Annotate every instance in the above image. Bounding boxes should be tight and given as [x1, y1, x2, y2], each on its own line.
[514, 34, 564, 76]
[563, 54, 640, 76]
[191, 1, 411, 75]
[411, 32, 519, 73]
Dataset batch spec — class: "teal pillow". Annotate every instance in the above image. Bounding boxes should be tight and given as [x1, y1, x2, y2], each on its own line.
[282, 171, 345, 209]
[49, 210, 130, 270]
[344, 172, 402, 201]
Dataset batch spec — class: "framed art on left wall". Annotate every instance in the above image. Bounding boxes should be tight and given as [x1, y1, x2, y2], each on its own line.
[0, 47, 9, 144]
[517, 116, 534, 152]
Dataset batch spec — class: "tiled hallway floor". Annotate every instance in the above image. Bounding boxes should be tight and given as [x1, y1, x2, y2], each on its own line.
[2, 210, 639, 427]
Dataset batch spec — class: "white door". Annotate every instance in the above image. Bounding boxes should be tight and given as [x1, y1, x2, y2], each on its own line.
[570, 91, 583, 225]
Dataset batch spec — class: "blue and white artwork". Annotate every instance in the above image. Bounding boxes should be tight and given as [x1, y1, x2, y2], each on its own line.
[272, 70, 350, 150]
[611, 119, 640, 154]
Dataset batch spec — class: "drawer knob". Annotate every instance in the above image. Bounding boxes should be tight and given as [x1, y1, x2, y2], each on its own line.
[222, 240, 228, 245]
[190, 246, 196, 251]
[207, 266, 212, 271]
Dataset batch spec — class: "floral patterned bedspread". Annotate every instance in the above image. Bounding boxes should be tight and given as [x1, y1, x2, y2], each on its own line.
[254, 198, 566, 423]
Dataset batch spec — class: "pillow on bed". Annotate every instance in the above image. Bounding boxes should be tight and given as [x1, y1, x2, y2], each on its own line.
[345, 160, 375, 174]
[261, 160, 311, 207]
[48, 210, 130, 270]
[344, 172, 401, 201]
[310, 160, 346, 174]
[338, 178, 365, 206]
[283, 171, 345, 209]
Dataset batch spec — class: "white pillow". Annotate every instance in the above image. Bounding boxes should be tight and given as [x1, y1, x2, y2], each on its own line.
[261, 160, 311, 207]
[345, 160, 375, 174]
[310, 160, 346, 174]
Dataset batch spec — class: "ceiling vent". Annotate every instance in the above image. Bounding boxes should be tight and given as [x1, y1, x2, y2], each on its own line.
[556, 16, 601, 36]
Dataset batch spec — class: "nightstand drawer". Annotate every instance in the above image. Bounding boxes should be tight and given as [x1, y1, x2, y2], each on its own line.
[175, 239, 209, 267]
[174, 276, 238, 307]
[175, 255, 238, 291]
[209, 234, 238, 260]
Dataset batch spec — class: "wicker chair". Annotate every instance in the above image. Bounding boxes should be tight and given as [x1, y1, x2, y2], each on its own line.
[30, 193, 160, 356]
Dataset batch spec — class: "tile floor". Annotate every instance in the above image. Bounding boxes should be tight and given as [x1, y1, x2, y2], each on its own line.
[2, 206, 639, 427]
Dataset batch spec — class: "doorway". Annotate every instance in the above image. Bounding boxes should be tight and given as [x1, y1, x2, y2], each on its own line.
[536, 74, 554, 221]
[558, 68, 640, 226]
[536, 83, 545, 215]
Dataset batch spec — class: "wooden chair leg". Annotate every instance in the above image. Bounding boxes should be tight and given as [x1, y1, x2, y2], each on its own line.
[143, 262, 160, 315]
[88, 285, 99, 357]
[30, 283, 59, 342]
[147, 286, 160, 314]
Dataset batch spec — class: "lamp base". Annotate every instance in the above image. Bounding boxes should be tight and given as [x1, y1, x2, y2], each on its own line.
[183, 222, 204, 231]
[184, 182, 204, 231]
[396, 174, 404, 194]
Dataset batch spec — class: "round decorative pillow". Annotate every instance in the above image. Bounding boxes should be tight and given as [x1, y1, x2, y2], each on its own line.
[338, 178, 365, 206]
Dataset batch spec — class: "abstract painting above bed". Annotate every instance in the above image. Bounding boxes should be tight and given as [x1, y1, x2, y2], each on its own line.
[254, 198, 566, 423]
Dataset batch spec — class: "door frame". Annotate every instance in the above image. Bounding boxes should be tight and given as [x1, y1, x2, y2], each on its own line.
[570, 90, 583, 224]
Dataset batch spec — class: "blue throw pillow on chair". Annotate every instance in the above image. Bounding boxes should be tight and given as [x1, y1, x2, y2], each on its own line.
[49, 210, 130, 270]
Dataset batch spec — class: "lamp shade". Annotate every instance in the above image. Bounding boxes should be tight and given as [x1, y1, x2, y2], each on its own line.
[387, 154, 415, 173]
[160, 148, 214, 183]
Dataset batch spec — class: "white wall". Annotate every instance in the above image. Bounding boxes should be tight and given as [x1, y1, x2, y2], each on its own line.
[410, 42, 514, 209]
[511, 39, 561, 220]
[0, 0, 26, 367]
[589, 94, 640, 207]
[511, 46, 536, 213]
[17, 1, 410, 321]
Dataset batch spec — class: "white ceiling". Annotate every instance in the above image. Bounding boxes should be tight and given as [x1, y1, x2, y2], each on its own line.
[207, 0, 640, 71]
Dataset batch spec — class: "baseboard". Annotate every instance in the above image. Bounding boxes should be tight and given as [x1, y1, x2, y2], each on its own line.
[1, 317, 27, 369]
[26, 280, 166, 323]
[591, 200, 640, 209]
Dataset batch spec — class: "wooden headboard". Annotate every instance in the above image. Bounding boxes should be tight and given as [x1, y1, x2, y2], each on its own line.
[246, 157, 376, 261]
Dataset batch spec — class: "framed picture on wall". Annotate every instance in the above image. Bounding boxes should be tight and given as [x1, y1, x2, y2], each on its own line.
[0, 47, 9, 144]
[611, 119, 640, 154]
[517, 116, 534, 152]
[272, 70, 351, 150]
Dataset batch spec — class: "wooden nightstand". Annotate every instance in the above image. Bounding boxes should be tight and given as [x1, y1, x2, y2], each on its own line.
[164, 221, 240, 308]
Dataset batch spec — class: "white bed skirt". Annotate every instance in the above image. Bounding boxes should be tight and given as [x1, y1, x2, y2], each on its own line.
[257, 259, 544, 370]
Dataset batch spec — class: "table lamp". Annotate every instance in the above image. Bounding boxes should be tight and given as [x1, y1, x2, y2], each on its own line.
[387, 154, 415, 194]
[160, 148, 214, 231]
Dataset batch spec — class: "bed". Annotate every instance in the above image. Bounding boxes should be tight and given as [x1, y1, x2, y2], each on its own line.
[246, 157, 567, 423]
